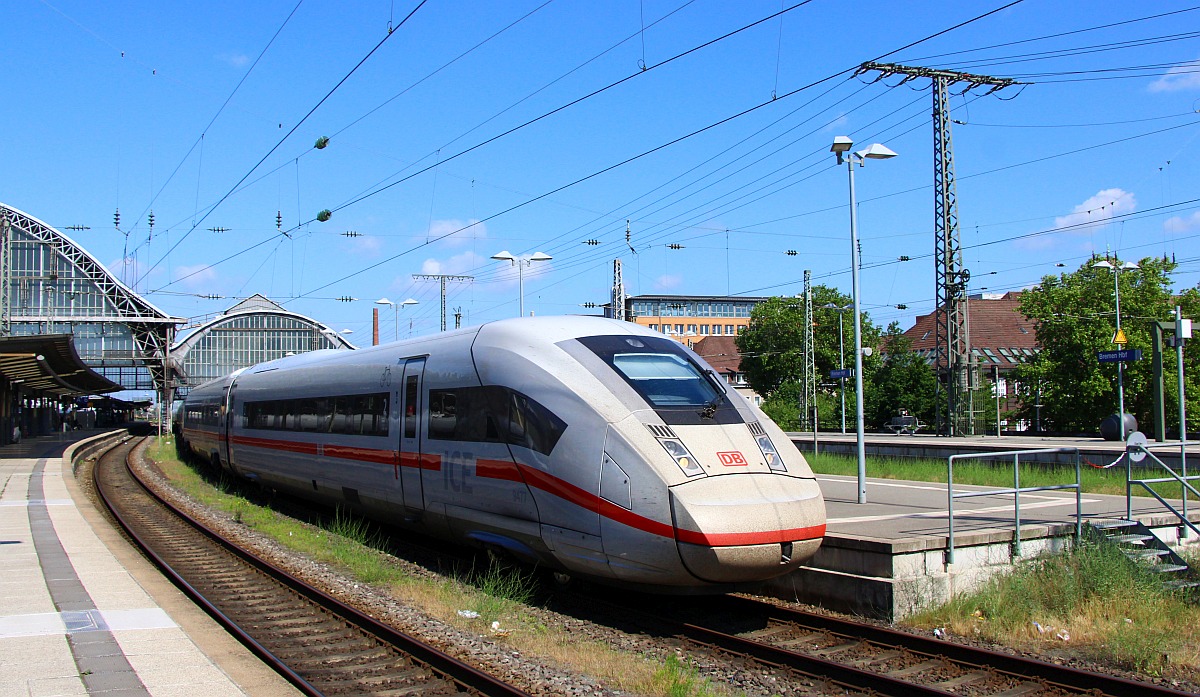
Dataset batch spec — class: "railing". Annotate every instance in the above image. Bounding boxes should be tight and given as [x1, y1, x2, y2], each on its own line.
[1124, 440, 1200, 538]
[946, 448, 1082, 566]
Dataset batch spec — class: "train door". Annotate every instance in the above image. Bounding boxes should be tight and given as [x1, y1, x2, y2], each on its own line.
[223, 380, 238, 473]
[399, 358, 427, 513]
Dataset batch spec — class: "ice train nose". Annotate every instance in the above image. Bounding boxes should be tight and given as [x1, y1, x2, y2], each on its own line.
[669, 473, 825, 584]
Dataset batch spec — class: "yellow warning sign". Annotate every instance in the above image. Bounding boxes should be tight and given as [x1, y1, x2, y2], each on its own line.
[1113, 328, 1128, 345]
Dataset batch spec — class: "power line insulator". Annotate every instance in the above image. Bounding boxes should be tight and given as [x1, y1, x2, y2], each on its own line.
[113, 209, 120, 229]
[898, 255, 910, 261]
[668, 243, 683, 250]
[207, 226, 229, 234]
[896, 304, 908, 310]
[342, 230, 361, 237]
[584, 239, 599, 246]
[337, 296, 357, 302]
[786, 250, 797, 256]
[276, 211, 283, 231]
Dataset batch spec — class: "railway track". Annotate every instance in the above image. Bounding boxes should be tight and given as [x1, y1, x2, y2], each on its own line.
[579, 591, 1195, 697]
[92, 435, 530, 697]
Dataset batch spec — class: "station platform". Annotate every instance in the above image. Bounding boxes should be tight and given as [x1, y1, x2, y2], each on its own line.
[768, 441, 1200, 619]
[0, 429, 296, 697]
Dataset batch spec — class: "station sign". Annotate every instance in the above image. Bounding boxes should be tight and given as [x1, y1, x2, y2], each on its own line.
[1097, 349, 1143, 363]
[830, 368, 853, 379]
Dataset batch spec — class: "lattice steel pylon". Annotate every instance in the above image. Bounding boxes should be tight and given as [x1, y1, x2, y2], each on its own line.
[611, 259, 626, 321]
[857, 62, 1019, 435]
[802, 270, 816, 432]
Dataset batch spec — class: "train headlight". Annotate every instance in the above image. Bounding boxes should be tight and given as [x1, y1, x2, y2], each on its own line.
[756, 435, 786, 472]
[659, 438, 703, 477]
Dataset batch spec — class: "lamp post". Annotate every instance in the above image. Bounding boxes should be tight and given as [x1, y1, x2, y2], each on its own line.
[491, 250, 552, 317]
[832, 136, 897, 504]
[824, 303, 852, 434]
[1093, 259, 1138, 441]
[374, 297, 418, 341]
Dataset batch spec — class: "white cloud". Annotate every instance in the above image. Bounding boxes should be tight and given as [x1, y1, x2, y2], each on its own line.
[654, 274, 682, 291]
[1149, 60, 1200, 92]
[347, 235, 384, 256]
[1053, 188, 1135, 233]
[217, 52, 249, 68]
[421, 250, 486, 276]
[172, 263, 218, 290]
[427, 219, 486, 248]
[1164, 211, 1200, 234]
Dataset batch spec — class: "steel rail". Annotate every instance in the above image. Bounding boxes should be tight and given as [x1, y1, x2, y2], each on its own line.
[92, 436, 530, 697]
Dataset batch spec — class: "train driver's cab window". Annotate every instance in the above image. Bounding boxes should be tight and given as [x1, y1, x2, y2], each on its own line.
[574, 334, 739, 425]
[610, 353, 719, 407]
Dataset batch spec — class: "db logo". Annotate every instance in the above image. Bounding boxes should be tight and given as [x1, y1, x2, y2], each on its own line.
[717, 451, 748, 466]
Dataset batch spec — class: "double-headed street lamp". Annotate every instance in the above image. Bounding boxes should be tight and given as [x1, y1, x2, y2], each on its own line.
[375, 297, 418, 341]
[491, 250, 552, 317]
[832, 136, 897, 505]
[1093, 258, 1139, 441]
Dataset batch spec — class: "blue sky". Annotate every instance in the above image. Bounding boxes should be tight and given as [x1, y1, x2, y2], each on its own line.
[4, 0, 1200, 344]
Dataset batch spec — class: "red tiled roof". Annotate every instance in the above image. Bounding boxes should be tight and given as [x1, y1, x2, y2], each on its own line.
[904, 291, 1038, 369]
[692, 335, 741, 374]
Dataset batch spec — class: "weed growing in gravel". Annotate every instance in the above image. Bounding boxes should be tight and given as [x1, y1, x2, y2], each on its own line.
[907, 539, 1200, 676]
[648, 655, 721, 697]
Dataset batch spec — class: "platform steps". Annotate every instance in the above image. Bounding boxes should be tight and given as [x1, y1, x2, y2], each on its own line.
[1089, 520, 1199, 595]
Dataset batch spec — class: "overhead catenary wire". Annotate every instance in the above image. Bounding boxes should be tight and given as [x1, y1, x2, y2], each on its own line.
[137, 0, 428, 288]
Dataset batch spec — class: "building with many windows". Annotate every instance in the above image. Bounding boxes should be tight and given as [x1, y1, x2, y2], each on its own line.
[626, 294, 768, 347]
[1, 202, 179, 392]
[169, 294, 354, 396]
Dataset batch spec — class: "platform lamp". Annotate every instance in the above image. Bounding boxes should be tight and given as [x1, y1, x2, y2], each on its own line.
[832, 136, 897, 505]
[491, 250, 552, 317]
[1093, 259, 1138, 441]
[374, 297, 418, 342]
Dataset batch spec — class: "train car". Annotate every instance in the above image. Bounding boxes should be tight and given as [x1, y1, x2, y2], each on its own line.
[180, 316, 825, 591]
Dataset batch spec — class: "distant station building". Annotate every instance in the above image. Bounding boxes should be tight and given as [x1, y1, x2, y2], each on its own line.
[626, 294, 768, 347]
[0, 202, 179, 392]
[169, 294, 354, 396]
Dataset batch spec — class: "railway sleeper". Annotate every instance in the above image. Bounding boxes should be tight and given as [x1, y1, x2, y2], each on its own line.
[811, 640, 863, 657]
[885, 658, 944, 678]
[272, 635, 380, 657]
[849, 649, 903, 667]
[991, 680, 1048, 696]
[934, 669, 991, 689]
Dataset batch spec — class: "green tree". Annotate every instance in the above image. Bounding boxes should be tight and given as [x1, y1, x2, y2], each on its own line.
[737, 288, 882, 423]
[1011, 256, 1200, 433]
[865, 322, 937, 428]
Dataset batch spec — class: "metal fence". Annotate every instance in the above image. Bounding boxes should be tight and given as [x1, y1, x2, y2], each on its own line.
[946, 447, 1082, 566]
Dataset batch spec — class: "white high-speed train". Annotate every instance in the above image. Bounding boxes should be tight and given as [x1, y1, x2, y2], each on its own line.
[177, 316, 825, 591]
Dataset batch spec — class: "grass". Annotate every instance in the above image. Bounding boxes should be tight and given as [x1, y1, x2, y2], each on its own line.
[806, 451, 1189, 498]
[147, 437, 727, 696]
[906, 538, 1200, 677]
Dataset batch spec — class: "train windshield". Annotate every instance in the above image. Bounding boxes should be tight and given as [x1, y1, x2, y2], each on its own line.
[575, 334, 739, 425]
[610, 353, 718, 407]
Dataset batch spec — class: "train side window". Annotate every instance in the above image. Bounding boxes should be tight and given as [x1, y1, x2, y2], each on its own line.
[404, 376, 419, 438]
[429, 390, 457, 440]
[425, 386, 565, 455]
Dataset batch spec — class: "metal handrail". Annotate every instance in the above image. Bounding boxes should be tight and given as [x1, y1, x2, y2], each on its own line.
[947, 448, 1082, 566]
[1125, 441, 1200, 538]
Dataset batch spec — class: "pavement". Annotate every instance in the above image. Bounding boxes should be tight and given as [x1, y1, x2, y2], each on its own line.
[0, 429, 297, 697]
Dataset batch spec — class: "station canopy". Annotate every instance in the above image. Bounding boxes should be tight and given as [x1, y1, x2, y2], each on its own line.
[0, 334, 121, 396]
